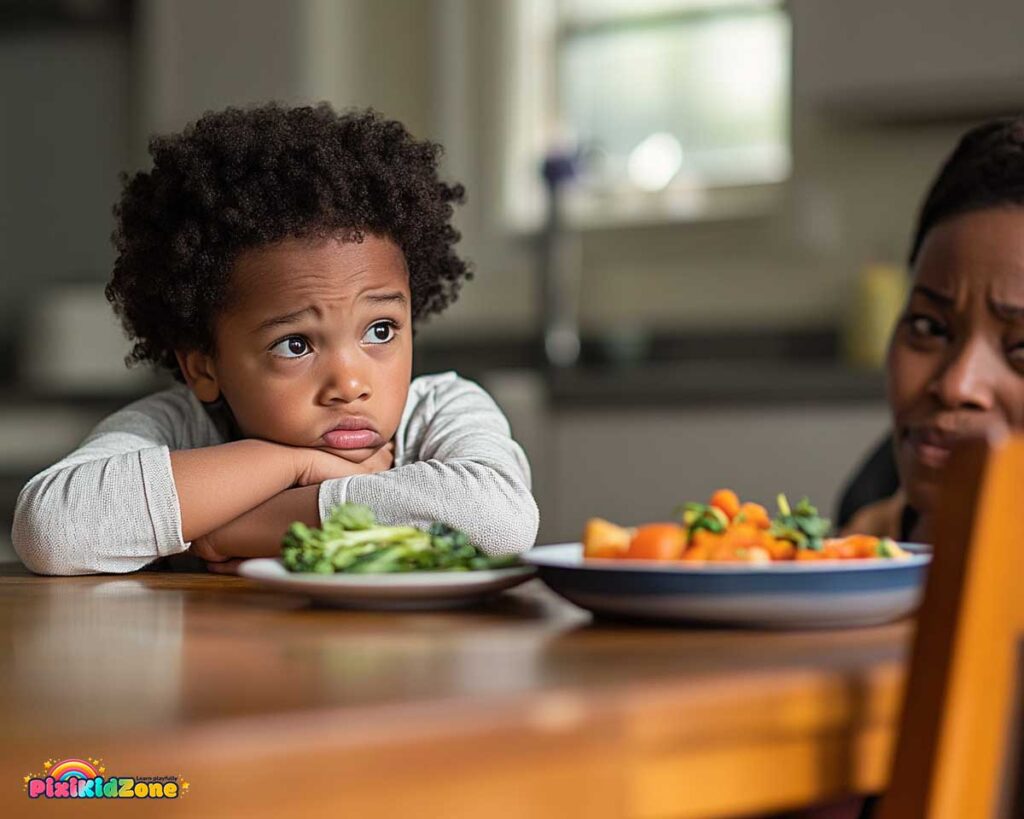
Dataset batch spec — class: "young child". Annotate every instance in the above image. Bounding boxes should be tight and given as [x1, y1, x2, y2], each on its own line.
[840, 116, 1024, 547]
[12, 104, 538, 575]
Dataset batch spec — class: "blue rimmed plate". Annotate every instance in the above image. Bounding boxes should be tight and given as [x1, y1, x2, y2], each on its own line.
[523, 543, 931, 629]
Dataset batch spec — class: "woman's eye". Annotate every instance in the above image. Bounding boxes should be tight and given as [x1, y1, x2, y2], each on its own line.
[269, 336, 311, 358]
[907, 314, 947, 339]
[362, 321, 396, 345]
[1007, 343, 1024, 368]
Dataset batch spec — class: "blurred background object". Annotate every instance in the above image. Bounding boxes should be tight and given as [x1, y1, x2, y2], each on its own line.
[3, 0, 1024, 561]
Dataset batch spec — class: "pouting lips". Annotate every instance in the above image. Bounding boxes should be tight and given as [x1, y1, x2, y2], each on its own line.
[322, 429, 381, 450]
[322, 417, 381, 450]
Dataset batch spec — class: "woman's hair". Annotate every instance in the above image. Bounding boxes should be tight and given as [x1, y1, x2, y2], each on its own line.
[106, 103, 470, 379]
[910, 115, 1024, 263]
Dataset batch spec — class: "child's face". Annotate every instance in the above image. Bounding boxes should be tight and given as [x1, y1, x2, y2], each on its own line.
[887, 208, 1024, 516]
[182, 233, 412, 463]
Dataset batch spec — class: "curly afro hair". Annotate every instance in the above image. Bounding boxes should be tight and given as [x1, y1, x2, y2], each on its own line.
[910, 115, 1024, 264]
[106, 103, 470, 379]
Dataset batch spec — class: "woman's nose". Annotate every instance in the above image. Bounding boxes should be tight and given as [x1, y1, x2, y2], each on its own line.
[929, 337, 996, 411]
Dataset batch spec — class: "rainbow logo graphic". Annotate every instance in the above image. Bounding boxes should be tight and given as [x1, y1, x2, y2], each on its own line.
[48, 759, 99, 782]
[23, 757, 187, 800]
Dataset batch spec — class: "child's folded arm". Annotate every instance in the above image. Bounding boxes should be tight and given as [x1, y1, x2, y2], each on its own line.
[318, 374, 539, 557]
[12, 436, 322, 576]
[320, 459, 538, 558]
[12, 438, 186, 575]
[10, 386, 313, 576]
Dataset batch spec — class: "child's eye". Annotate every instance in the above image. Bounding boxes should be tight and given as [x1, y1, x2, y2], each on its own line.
[269, 336, 311, 358]
[907, 314, 948, 339]
[362, 321, 396, 345]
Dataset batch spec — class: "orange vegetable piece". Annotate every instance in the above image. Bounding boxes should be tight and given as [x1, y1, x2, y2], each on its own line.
[845, 535, 882, 558]
[722, 523, 763, 549]
[628, 523, 687, 561]
[709, 489, 741, 520]
[764, 537, 796, 560]
[682, 542, 710, 561]
[737, 502, 770, 529]
[582, 518, 632, 559]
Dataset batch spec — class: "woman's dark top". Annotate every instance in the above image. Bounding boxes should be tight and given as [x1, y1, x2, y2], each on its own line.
[836, 432, 919, 541]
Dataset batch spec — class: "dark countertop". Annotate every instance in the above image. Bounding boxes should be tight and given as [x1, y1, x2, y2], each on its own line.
[544, 361, 886, 408]
[413, 328, 887, 408]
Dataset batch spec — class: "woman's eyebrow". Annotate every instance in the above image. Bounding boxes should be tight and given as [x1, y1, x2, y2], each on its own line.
[912, 285, 955, 307]
[252, 305, 318, 334]
[989, 298, 1024, 322]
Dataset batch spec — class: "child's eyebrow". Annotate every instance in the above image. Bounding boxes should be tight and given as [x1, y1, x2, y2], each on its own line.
[360, 291, 408, 306]
[252, 306, 318, 334]
[912, 285, 955, 307]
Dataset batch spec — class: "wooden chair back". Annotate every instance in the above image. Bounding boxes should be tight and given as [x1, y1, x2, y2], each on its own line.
[877, 435, 1024, 819]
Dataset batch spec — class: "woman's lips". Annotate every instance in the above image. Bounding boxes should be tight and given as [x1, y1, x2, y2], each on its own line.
[904, 427, 955, 470]
[322, 427, 382, 450]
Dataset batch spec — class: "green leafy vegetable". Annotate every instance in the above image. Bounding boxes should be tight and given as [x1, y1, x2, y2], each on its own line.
[768, 494, 832, 552]
[281, 503, 519, 574]
[676, 501, 729, 540]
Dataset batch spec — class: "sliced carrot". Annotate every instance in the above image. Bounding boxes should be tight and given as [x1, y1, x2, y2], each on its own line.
[627, 523, 687, 561]
[764, 537, 796, 560]
[737, 502, 771, 529]
[709, 489, 741, 520]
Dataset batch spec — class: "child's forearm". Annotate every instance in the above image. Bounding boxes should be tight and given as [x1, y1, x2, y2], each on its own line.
[170, 440, 303, 542]
[198, 485, 321, 558]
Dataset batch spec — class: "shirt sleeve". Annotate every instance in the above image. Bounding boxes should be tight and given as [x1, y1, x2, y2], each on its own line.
[317, 376, 539, 557]
[11, 395, 195, 576]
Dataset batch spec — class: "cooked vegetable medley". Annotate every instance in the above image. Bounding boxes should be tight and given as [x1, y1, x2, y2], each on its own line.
[583, 490, 909, 563]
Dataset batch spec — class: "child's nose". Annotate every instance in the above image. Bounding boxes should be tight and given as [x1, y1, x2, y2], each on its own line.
[317, 352, 372, 404]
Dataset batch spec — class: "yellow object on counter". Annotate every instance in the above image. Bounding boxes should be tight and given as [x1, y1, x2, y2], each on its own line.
[844, 262, 909, 369]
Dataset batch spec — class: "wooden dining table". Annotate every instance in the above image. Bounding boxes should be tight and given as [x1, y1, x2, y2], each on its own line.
[0, 563, 910, 818]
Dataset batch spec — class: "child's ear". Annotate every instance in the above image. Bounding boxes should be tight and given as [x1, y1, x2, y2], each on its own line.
[175, 350, 221, 403]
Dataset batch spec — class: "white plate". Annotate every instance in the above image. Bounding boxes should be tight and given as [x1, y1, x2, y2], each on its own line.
[238, 558, 536, 610]
[523, 543, 931, 629]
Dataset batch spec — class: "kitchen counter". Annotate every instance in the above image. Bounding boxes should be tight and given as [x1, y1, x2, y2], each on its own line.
[0, 563, 907, 818]
[545, 360, 885, 408]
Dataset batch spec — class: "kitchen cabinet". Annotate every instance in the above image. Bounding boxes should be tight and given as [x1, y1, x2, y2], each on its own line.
[792, 0, 1024, 120]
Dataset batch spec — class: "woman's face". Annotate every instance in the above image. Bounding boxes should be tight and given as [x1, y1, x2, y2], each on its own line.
[887, 208, 1024, 516]
[179, 233, 413, 464]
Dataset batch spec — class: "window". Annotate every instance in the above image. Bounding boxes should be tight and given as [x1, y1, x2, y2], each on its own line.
[503, 0, 791, 229]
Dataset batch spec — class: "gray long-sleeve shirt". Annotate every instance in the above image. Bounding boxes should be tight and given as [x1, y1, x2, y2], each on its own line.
[12, 372, 538, 575]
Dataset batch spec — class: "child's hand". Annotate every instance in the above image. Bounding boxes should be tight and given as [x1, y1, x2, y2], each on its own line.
[294, 441, 394, 486]
[358, 442, 394, 474]
[189, 532, 233, 565]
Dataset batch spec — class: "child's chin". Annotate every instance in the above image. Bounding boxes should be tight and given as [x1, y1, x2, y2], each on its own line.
[319, 445, 376, 463]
